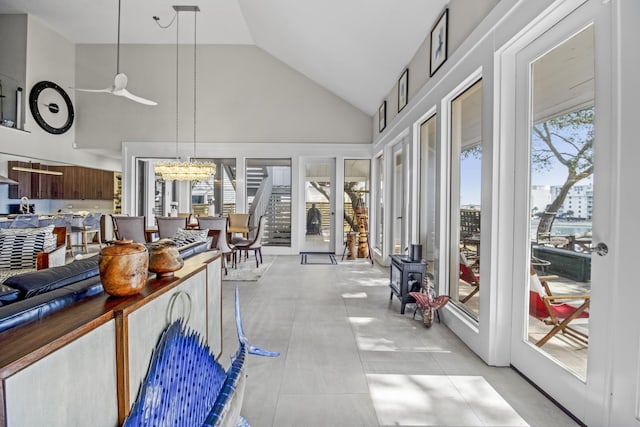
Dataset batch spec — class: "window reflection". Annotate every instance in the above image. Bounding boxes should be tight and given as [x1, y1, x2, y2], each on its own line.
[449, 79, 482, 318]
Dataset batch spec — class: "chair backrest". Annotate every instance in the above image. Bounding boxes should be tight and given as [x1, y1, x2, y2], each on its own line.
[83, 212, 102, 229]
[111, 214, 129, 240]
[228, 213, 250, 233]
[156, 216, 187, 239]
[113, 216, 147, 243]
[52, 213, 74, 232]
[458, 253, 478, 285]
[248, 216, 266, 248]
[528, 266, 550, 320]
[198, 216, 233, 252]
[10, 214, 39, 228]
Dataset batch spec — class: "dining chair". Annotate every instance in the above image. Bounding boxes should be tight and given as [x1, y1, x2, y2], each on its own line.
[156, 216, 187, 240]
[70, 212, 103, 254]
[233, 216, 265, 268]
[112, 215, 147, 243]
[228, 213, 250, 243]
[52, 213, 74, 256]
[198, 216, 234, 275]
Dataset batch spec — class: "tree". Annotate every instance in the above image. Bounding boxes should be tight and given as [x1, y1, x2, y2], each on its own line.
[309, 181, 363, 232]
[531, 107, 594, 213]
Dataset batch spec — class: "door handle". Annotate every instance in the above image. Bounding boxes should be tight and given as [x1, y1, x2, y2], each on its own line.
[594, 242, 608, 256]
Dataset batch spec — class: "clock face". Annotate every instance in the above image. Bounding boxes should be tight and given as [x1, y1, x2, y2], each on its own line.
[29, 81, 74, 134]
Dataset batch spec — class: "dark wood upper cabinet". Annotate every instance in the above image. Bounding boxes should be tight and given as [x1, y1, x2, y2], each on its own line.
[8, 161, 114, 200]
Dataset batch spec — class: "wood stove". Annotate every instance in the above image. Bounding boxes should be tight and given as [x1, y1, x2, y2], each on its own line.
[389, 255, 427, 314]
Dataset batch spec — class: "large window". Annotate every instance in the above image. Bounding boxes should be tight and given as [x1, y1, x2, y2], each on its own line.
[449, 79, 483, 319]
[191, 158, 236, 217]
[245, 158, 291, 247]
[375, 154, 384, 252]
[419, 115, 437, 263]
[344, 159, 371, 258]
[525, 26, 594, 379]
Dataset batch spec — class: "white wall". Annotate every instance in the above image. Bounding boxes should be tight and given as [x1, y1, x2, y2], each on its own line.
[373, 0, 499, 136]
[74, 44, 372, 154]
[0, 15, 120, 172]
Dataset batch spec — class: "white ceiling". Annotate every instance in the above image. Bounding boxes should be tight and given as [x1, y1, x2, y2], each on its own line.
[0, 0, 448, 115]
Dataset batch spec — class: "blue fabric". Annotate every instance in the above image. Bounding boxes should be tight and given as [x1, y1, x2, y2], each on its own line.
[3, 257, 99, 298]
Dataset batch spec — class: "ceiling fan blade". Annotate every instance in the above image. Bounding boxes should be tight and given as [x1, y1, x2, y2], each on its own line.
[113, 88, 158, 106]
[75, 87, 113, 93]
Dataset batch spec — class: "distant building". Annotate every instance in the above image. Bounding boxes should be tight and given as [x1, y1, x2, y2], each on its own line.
[531, 184, 593, 219]
[552, 184, 593, 219]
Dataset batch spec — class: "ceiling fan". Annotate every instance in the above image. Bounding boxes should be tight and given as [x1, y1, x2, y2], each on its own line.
[76, 0, 157, 106]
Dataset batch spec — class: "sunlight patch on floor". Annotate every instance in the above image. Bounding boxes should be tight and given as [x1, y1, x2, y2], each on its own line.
[367, 374, 529, 426]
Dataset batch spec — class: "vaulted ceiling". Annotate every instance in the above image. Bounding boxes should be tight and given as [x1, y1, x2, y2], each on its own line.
[0, 0, 448, 115]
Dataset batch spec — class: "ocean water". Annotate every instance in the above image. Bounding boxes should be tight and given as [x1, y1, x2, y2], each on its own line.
[530, 219, 592, 239]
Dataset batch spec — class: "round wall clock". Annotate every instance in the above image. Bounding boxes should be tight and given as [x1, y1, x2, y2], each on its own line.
[29, 80, 74, 135]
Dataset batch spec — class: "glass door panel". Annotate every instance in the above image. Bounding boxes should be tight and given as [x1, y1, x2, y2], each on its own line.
[303, 158, 335, 253]
[419, 115, 437, 264]
[245, 158, 292, 247]
[525, 26, 594, 379]
[392, 146, 404, 254]
[344, 159, 371, 259]
[375, 155, 384, 252]
[449, 80, 483, 319]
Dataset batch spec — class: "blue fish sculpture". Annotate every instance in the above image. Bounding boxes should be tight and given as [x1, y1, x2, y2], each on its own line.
[124, 288, 279, 427]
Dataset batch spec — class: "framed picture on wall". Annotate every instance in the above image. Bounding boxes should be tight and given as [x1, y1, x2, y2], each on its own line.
[398, 69, 409, 112]
[430, 8, 448, 76]
[378, 101, 387, 132]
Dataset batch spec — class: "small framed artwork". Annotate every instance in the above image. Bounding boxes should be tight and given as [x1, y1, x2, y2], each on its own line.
[430, 8, 448, 76]
[378, 101, 387, 132]
[398, 69, 409, 113]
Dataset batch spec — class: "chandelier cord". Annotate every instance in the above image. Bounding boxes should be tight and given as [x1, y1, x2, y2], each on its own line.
[193, 10, 197, 160]
[116, 0, 121, 75]
[175, 11, 180, 160]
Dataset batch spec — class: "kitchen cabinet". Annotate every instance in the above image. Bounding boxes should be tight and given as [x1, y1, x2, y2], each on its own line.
[8, 162, 114, 200]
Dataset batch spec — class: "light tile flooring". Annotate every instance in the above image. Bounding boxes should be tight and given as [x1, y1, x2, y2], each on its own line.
[219, 255, 580, 427]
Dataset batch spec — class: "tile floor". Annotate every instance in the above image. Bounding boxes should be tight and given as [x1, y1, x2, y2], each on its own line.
[219, 255, 580, 427]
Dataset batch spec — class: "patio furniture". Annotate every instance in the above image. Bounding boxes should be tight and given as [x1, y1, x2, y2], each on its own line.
[459, 253, 480, 303]
[156, 216, 187, 239]
[529, 265, 590, 347]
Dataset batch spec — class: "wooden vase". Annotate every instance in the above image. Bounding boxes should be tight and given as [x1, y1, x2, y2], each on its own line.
[148, 239, 184, 278]
[99, 240, 149, 297]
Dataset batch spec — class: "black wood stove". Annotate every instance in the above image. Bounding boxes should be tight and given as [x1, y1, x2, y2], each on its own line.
[389, 255, 427, 314]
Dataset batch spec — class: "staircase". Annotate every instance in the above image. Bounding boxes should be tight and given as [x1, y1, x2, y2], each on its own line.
[246, 166, 292, 247]
[265, 186, 291, 246]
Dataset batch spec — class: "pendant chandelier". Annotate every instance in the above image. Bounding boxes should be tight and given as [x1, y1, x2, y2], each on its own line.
[155, 5, 216, 181]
